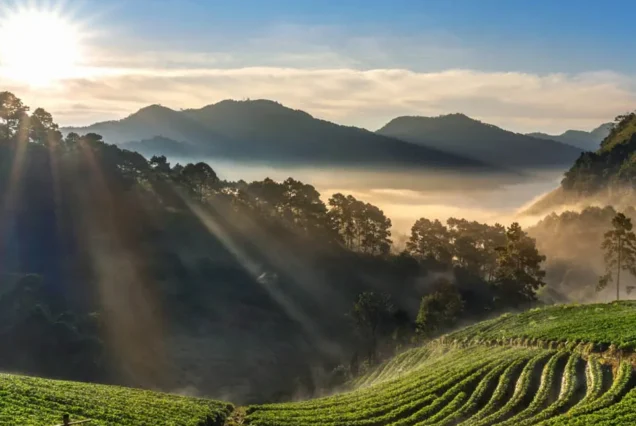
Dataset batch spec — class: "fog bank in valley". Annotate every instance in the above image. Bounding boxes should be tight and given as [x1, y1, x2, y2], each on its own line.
[193, 159, 566, 233]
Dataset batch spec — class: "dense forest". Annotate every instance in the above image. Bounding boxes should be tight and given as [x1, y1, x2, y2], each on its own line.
[0, 91, 573, 403]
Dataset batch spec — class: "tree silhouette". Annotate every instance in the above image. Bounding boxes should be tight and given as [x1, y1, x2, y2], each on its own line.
[416, 279, 464, 338]
[149, 155, 171, 174]
[0, 91, 28, 139]
[406, 218, 452, 263]
[598, 213, 636, 300]
[447, 218, 505, 279]
[492, 222, 546, 307]
[328, 193, 392, 255]
[180, 162, 219, 202]
[29, 107, 61, 146]
[350, 292, 394, 362]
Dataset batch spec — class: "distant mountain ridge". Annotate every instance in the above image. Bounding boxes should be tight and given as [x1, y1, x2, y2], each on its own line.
[527, 122, 613, 151]
[64, 102, 592, 172]
[63, 100, 492, 171]
[524, 115, 636, 215]
[376, 113, 583, 169]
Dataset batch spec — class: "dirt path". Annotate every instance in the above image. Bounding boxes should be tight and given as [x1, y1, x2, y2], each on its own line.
[224, 407, 246, 426]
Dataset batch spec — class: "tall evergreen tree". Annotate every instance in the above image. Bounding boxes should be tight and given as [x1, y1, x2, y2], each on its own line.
[406, 218, 452, 263]
[492, 222, 546, 307]
[598, 213, 636, 300]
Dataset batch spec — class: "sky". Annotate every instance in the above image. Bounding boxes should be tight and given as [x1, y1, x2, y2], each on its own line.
[3, 0, 636, 133]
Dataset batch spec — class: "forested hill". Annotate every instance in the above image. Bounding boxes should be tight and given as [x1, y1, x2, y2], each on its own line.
[62, 100, 491, 171]
[376, 113, 583, 169]
[526, 113, 636, 215]
[0, 91, 551, 404]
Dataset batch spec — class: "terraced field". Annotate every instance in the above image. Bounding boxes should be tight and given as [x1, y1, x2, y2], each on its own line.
[3, 302, 636, 425]
[445, 302, 636, 350]
[0, 374, 232, 425]
[246, 302, 636, 426]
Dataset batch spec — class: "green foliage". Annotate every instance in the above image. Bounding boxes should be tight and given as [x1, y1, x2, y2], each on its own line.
[492, 222, 546, 307]
[406, 218, 453, 263]
[405, 217, 508, 283]
[447, 218, 506, 278]
[246, 302, 636, 426]
[416, 279, 464, 337]
[447, 301, 636, 350]
[513, 353, 582, 426]
[467, 351, 554, 426]
[494, 352, 567, 426]
[539, 361, 633, 425]
[328, 193, 392, 255]
[0, 374, 232, 425]
[561, 113, 636, 196]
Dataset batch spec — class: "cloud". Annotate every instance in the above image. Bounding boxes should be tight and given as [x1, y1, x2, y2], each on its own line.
[3, 66, 635, 132]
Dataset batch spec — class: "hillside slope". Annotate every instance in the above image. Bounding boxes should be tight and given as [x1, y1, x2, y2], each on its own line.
[5, 303, 636, 425]
[528, 123, 612, 152]
[246, 302, 636, 426]
[63, 100, 491, 171]
[524, 114, 636, 215]
[0, 373, 232, 425]
[377, 114, 583, 169]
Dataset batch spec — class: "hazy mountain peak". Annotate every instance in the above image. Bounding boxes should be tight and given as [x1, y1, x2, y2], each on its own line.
[378, 113, 581, 169]
[383, 113, 502, 132]
[194, 98, 314, 120]
[527, 122, 613, 151]
[129, 104, 176, 119]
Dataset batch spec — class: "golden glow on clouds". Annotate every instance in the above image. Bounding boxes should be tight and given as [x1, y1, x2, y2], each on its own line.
[0, 3, 85, 86]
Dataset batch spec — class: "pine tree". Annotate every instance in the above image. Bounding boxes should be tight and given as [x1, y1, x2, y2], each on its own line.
[598, 213, 636, 300]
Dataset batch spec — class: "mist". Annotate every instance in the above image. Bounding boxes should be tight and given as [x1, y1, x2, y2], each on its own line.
[191, 157, 636, 307]
[169, 157, 566, 234]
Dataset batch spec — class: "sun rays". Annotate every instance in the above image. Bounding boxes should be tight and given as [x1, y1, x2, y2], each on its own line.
[0, 1, 91, 86]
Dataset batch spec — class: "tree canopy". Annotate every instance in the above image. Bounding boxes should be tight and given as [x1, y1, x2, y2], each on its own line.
[598, 213, 636, 300]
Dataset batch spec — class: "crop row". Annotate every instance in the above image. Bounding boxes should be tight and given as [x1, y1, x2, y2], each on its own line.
[455, 358, 526, 425]
[248, 343, 635, 426]
[495, 351, 568, 426]
[252, 346, 456, 412]
[537, 360, 633, 425]
[446, 302, 636, 351]
[247, 347, 539, 426]
[356, 345, 434, 388]
[251, 346, 509, 415]
[465, 351, 554, 426]
[513, 353, 581, 426]
[427, 363, 507, 426]
[248, 352, 517, 426]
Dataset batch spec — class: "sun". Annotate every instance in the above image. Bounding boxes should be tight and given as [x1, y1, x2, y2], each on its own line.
[0, 3, 85, 86]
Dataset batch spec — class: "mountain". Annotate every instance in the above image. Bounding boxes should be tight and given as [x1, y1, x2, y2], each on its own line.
[524, 115, 636, 215]
[63, 100, 491, 171]
[527, 122, 613, 151]
[124, 136, 200, 158]
[64, 104, 229, 147]
[376, 113, 583, 169]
